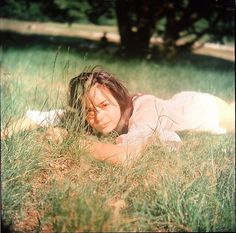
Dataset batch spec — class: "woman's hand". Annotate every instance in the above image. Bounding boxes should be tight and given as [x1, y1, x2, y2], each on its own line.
[1, 129, 9, 140]
[44, 127, 68, 144]
[79, 138, 144, 166]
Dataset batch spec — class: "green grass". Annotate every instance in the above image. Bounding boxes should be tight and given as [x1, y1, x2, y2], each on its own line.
[1, 43, 235, 232]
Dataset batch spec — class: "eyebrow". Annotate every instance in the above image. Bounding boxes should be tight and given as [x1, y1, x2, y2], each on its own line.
[98, 100, 108, 105]
[94, 100, 109, 108]
[86, 100, 108, 110]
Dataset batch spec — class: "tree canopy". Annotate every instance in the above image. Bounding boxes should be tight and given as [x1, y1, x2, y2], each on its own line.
[1, 0, 235, 57]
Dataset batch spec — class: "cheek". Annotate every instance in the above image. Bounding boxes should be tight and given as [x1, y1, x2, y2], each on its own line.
[109, 106, 121, 121]
[86, 117, 94, 126]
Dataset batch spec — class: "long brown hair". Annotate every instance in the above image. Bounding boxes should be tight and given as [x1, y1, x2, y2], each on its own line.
[68, 67, 133, 134]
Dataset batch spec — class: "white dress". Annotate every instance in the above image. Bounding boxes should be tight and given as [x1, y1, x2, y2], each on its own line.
[25, 91, 225, 146]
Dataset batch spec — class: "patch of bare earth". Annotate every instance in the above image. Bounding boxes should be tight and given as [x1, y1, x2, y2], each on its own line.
[12, 128, 92, 233]
[106, 193, 127, 218]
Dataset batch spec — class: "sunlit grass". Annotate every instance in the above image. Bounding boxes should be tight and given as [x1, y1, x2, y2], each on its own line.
[1, 44, 235, 232]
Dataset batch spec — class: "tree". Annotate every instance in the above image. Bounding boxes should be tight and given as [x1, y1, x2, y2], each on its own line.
[53, 0, 234, 57]
[114, 0, 234, 57]
[159, 0, 235, 57]
[1, 0, 234, 58]
[115, 0, 157, 57]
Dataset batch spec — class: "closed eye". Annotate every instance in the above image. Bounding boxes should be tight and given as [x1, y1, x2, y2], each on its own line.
[99, 102, 109, 108]
[86, 101, 109, 116]
[86, 108, 95, 118]
[87, 108, 94, 112]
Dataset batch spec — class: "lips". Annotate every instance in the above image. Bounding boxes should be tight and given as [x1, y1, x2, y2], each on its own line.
[100, 122, 110, 129]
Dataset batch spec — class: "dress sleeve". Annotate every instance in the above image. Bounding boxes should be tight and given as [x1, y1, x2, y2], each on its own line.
[116, 124, 181, 147]
[115, 95, 182, 148]
[25, 109, 65, 127]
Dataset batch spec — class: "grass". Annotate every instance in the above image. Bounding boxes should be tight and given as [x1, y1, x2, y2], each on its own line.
[1, 37, 235, 232]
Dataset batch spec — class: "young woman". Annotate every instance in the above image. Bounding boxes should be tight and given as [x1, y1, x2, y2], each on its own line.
[1, 68, 235, 165]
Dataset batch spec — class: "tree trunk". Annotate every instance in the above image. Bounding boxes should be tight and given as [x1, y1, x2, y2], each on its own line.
[115, 0, 155, 57]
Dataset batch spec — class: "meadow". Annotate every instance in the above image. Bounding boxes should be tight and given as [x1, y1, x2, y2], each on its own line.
[1, 32, 235, 232]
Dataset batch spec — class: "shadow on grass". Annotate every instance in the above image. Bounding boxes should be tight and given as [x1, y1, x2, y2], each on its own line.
[0, 30, 234, 72]
[1, 219, 13, 233]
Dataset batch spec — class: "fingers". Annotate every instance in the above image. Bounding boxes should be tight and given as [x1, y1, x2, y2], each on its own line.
[1, 130, 7, 140]
[44, 127, 68, 144]
[0, 129, 12, 141]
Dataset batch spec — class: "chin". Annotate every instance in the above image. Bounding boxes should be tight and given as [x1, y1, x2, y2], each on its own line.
[98, 126, 114, 135]
[100, 128, 112, 135]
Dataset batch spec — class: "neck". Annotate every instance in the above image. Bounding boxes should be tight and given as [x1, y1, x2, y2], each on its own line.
[115, 102, 133, 135]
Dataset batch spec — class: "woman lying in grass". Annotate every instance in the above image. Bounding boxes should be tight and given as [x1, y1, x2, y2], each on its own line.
[1, 67, 235, 165]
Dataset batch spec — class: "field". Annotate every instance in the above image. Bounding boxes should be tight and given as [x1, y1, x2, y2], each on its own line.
[1, 23, 235, 232]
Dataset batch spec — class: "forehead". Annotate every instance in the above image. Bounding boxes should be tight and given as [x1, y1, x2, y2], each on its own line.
[86, 83, 114, 105]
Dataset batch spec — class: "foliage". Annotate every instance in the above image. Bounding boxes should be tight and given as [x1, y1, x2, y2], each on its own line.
[114, 0, 235, 57]
[0, 0, 115, 24]
[1, 0, 235, 57]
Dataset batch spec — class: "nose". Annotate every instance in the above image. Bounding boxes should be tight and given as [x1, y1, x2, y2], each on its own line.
[94, 108, 104, 123]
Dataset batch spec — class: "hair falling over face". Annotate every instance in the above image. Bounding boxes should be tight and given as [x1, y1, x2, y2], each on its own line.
[66, 66, 134, 135]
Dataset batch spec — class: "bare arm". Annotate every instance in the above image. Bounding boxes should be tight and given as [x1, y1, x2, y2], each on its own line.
[1, 117, 40, 140]
[82, 139, 145, 165]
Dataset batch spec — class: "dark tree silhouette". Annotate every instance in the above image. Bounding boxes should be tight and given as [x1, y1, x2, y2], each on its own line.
[115, 0, 157, 57]
[1, 0, 235, 58]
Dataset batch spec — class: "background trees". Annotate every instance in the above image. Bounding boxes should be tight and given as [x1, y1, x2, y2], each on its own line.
[1, 0, 234, 57]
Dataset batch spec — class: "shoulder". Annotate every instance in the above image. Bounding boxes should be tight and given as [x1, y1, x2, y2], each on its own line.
[131, 94, 167, 117]
[171, 91, 213, 99]
[128, 94, 165, 126]
[132, 94, 159, 110]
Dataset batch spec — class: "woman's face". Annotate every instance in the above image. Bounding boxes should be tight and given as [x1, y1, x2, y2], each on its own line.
[85, 84, 121, 134]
